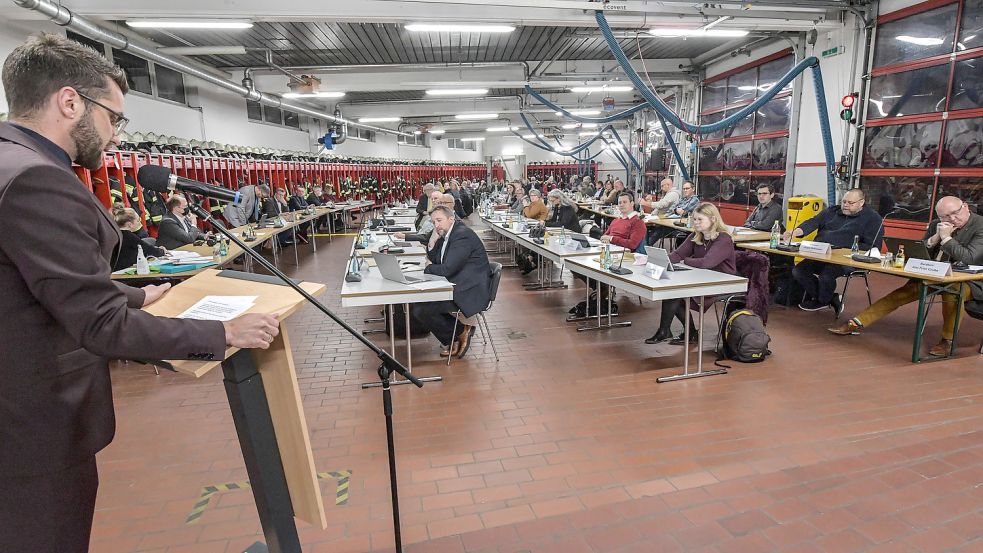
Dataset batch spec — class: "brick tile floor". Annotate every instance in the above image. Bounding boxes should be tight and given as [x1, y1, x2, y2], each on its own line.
[92, 217, 983, 552]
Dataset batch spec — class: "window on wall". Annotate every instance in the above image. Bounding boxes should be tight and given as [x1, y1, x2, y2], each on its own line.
[862, 0, 983, 226]
[398, 133, 428, 147]
[72, 33, 188, 105]
[697, 50, 794, 211]
[446, 138, 477, 151]
[244, 100, 304, 131]
[111, 49, 153, 95]
[349, 127, 376, 142]
[67, 31, 105, 55]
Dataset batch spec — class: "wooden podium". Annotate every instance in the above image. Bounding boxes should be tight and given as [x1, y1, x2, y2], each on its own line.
[143, 268, 328, 552]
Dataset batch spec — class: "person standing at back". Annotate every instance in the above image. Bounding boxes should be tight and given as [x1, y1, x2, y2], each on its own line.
[0, 34, 280, 553]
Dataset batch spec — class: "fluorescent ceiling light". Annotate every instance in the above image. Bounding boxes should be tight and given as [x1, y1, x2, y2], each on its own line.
[554, 109, 601, 116]
[522, 134, 535, 139]
[460, 137, 486, 142]
[358, 116, 401, 123]
[487, 126, 520, 132]
[578, 131, 600, 136]
[425, 88, 489, 96]
[569, 85, 634, 93]
[414, 130, 422, 135]
[405, 24, 515, 33]
[454, 113, 499, 120]
[562, 122, 598, 129]
[282, 91, 345, 99]
[429, 129, 446, 134]
[127, 19, 253, 29]
[896, 35, 945, 46]
[648, 28, 748, 38]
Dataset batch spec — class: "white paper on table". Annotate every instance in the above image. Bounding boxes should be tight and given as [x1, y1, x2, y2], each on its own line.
[167, 250, 201, 259]
[407, 279, 455, 290]
[176, 296, 258, 321]
[173, 256, 215, 265]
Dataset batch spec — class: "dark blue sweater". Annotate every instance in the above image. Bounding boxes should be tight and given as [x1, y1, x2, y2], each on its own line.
[797, 205, 883, 250]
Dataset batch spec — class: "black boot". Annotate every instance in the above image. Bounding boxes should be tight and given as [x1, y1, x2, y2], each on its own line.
[645, 328, 673, 344]
[669, 328, 699, 346]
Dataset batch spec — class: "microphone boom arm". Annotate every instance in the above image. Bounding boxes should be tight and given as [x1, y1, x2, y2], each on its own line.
[186, 199, 422, 387]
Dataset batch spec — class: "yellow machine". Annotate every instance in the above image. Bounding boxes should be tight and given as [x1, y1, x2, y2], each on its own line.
[786, 196, 825, 240]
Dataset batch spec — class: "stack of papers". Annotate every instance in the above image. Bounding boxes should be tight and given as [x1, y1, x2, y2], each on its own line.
[176, 295, 257, 321]
[167, 251, 214, 265]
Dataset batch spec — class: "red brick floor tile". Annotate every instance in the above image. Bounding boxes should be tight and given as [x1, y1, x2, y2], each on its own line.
[87, 234, 983, 553]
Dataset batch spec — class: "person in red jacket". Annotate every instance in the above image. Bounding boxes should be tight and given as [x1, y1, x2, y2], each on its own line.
[600, 192, 647, 251]
[569, 192, 646, 318]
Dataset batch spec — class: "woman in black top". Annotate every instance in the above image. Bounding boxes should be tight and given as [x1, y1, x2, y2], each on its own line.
[545, 189, 582, 233]
[112, 205, 166, 271]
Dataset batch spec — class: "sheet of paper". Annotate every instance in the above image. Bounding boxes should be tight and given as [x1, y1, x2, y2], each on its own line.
[167, 250, 201, 259]
[407, 279, 454, 290]
[176, 295, 257, 322]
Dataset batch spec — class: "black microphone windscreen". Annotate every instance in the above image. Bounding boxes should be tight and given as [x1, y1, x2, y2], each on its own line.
[137, 164, 172, 193]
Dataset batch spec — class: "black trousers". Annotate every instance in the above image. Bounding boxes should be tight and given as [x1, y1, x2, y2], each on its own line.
[415, 299, 466, 346]
[792, 259, 852, 304]
[0, 456, 98, 553]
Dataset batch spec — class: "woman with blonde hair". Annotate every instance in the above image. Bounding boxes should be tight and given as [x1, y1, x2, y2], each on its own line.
[645, 202, 737, 345]
[111, 204, 167, 271]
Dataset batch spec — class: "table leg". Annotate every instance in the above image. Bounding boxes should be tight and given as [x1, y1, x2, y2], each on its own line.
[658, 296, 727, 383]
[912, 283, 929, 363]
[292, 225, 299, 266]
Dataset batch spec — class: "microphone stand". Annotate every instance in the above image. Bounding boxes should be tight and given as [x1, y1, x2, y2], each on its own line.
[187, 199, 424, 553]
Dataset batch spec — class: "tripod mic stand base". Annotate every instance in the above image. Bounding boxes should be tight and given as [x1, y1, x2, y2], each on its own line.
[362, 375, 442, 389]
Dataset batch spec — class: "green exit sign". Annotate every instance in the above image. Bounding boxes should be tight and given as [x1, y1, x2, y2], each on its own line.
[822, 46, 844, 58]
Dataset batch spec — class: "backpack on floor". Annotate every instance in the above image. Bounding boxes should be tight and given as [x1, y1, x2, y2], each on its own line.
[721, 309, 771, 363]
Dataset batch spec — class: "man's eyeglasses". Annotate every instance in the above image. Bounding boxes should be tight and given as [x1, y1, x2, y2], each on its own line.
[939, 202, 965, 220]
[76, 91, 129, 135]
[841, 198, 864, 206]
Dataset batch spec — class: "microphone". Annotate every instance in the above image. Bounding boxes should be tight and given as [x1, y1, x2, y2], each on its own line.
[138, 164, 240, 204]
[850, 205, 929, 263]
[776, 204, 805, 252]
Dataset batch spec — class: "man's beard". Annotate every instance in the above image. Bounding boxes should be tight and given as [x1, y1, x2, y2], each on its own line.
[71, 111, 110, 170]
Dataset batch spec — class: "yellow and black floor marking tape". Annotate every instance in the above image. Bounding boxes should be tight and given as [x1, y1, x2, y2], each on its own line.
[185, 470, 352, 524]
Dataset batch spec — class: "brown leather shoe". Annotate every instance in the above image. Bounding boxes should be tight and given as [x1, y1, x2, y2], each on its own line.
[455, 324, 475, 359]
[928, 338, 954, 357]
[828, 319, 863, 336]
[439, 342, 459, 358]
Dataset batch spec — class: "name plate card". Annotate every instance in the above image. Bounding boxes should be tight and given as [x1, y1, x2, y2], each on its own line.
[798, 241, 832, 255]
[904, 258, 952, 278]
[646, 263, 666, 280]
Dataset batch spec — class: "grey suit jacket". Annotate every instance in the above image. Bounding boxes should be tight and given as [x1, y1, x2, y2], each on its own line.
[0, 122, 227, 477]
[224, 184, 258, 228]
[924, 212, 983, 300]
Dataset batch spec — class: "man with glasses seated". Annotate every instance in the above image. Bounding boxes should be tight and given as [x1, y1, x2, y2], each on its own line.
[647, 180, 700, 245]
[782, 188, 883, 313]
[744, 183, 784, 231]
[829, 196, 983, 356]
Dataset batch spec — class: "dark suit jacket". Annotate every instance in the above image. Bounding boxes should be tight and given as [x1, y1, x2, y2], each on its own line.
[415, 193, 430, 215]
[288, 194, 309, 211]
[0, 122, 227, 477]
[306, 193, 324, 206]
[263, 197, 288, 218]
[424, 222, 491, 317]
[156, 211, 203, 250]
[113, 230, 166, 271]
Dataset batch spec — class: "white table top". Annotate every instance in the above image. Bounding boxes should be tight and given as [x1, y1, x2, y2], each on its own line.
[564, 256, 747, 301]
[340, 262, 453, 308]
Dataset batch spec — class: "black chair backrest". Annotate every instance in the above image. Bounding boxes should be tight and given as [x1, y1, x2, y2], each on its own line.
[487, 262, 503, 305]
[965, 299, 983, 320]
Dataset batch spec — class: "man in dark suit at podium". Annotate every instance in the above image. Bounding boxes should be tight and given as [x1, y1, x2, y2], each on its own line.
[0, 34, 281, 553]
[416, 205, 491, 358]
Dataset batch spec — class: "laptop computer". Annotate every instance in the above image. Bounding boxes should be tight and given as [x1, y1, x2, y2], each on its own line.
[372, 252, 441, 284]
[645, 246, 691, 272]
[883, 237, 933, 260]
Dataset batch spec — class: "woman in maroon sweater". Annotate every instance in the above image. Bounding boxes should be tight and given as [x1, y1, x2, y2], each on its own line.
[646, 202, 737, 345]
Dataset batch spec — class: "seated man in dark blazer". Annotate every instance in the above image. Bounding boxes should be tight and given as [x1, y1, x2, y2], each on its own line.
[415, 205, 491, 358]
[156, 193, 206, 250]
